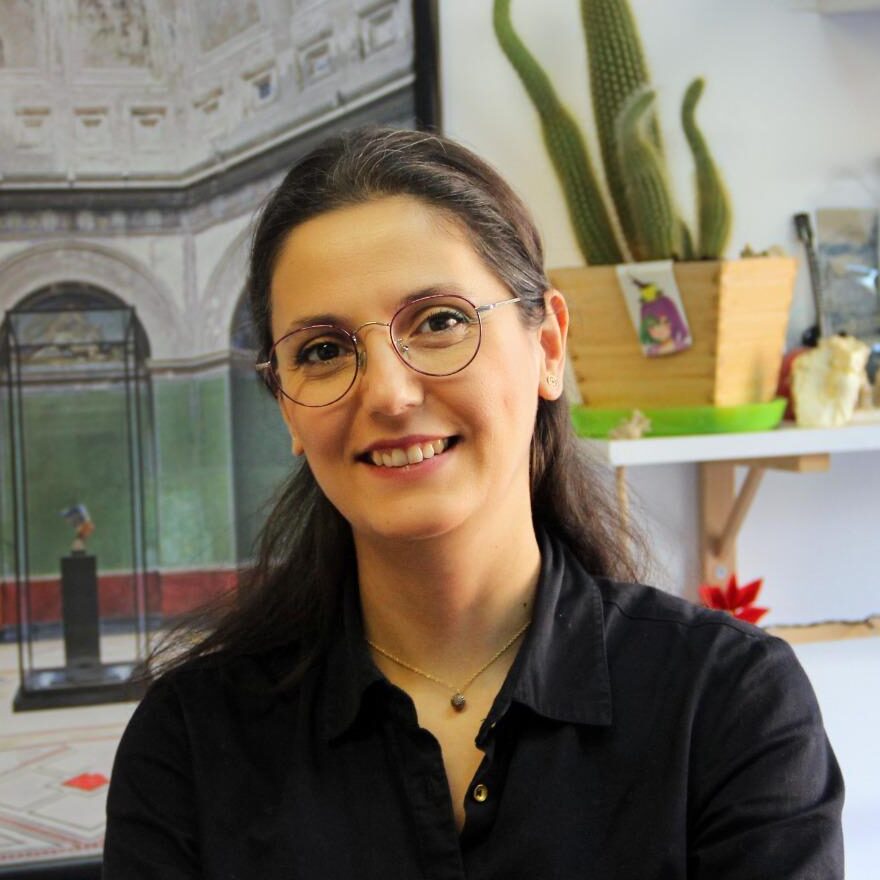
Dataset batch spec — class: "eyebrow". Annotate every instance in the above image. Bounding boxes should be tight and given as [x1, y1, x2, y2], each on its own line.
[279, 283, 471, 334]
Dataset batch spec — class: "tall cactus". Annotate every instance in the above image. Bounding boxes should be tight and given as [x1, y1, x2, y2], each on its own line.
[493, 0, 732, 266]
[580, 0, 660, 258]
[493, 0, 623, 265]
[616, 89, 680, 260]
[682, 78, 731, 259]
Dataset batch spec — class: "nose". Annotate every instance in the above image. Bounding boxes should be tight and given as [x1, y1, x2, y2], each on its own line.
[353, 324, 424, 416]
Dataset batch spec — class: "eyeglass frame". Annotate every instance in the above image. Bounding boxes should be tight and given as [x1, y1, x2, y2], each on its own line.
[255, 293, 522, 407]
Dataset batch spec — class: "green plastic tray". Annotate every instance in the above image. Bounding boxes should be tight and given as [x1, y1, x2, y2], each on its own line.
[571, 398, 787, 439]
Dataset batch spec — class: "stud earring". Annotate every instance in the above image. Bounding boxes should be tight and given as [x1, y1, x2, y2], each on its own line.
[547, 375, 558, 387]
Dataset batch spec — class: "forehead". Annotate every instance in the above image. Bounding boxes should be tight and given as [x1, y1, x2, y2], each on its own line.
[269, 196, 498, 332]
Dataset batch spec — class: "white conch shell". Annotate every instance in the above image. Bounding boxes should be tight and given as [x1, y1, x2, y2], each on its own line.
[609, 409, 652, 439]
[792, 336, 871, 428]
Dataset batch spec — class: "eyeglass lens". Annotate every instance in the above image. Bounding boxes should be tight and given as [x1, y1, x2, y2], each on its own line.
[270, 295, 482, 407]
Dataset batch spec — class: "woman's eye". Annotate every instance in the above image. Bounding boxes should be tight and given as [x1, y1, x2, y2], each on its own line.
[414, 309, 469, 335]
[300, 341, 340, 363]
[292, 334, 353, 367]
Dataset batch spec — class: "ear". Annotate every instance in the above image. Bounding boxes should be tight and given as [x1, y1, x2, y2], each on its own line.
[277, 397, 305, 456]
[537, 289, 569, 401]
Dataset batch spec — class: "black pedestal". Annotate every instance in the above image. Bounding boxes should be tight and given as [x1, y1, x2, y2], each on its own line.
[61, 553, 101, 676]
[12, 554, 149, 711]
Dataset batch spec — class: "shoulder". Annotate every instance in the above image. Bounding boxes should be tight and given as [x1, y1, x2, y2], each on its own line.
[542, 544, 844, 871]
[590, 576, 817, 722]
[116, 656, 228, 749]
[595, 577, 765, 638]
[546, 532, 793, 683]
[546, 529, 766, 649]
[582, 577, 836, 791]
[125, 644, 305, 737]
[585, 576, 808, 697]
[594, 575, 776, 646]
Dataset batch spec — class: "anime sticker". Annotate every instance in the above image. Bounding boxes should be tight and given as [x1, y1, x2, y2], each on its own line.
[615, 260, 693, 357]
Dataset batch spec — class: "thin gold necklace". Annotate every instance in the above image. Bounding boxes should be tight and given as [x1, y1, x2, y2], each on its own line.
[366, 619, 531, 712]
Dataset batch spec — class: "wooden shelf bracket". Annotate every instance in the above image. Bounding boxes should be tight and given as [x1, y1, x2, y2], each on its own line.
[699, 454, 830, 584]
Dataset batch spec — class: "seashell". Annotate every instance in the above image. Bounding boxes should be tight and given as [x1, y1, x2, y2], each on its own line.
[792, 336, 870, 428]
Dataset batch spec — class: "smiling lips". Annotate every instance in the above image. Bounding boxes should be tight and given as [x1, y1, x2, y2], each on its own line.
[369, 438, 451, 468]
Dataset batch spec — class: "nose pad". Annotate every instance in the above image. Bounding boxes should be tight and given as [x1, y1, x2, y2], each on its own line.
[351, 321, 390, 375]
[354, 327, 423, 413]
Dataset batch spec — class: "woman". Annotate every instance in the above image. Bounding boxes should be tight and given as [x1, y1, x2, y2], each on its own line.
[103, 128, 843, 879]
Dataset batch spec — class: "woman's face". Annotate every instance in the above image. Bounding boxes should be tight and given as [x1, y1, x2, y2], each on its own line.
[647, 314, 671, 342]
[269, 195, 567, 546]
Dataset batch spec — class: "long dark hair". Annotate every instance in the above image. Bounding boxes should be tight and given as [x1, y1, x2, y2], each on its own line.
[147, 127, 645, 687]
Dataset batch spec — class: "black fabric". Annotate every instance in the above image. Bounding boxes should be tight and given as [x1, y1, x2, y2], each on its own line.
[103, 531, 844, 879]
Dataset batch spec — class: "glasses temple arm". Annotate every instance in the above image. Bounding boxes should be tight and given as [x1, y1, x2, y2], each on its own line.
[474, 296, 521, 316]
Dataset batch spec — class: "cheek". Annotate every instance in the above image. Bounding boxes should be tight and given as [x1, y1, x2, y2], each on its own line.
[282, 403, 344, 462]
[470, 349, 541, 442]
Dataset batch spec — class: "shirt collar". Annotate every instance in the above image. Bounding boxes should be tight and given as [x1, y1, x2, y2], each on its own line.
[321, 528, 612, 742]
[322, 573, 384, 743]
[501, 527, 612, 727]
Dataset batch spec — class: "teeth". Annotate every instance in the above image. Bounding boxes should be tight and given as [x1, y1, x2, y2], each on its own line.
[390, 448, 407, 467]
[368, 438, 450, 468]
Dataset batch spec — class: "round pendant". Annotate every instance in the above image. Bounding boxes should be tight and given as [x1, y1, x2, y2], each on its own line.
[451, 692, 467, 711]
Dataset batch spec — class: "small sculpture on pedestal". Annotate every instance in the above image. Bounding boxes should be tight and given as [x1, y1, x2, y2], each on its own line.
[60, 504, 95, 555]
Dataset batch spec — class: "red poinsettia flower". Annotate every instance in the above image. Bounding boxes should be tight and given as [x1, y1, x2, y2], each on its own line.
[699, 573, 768, 624]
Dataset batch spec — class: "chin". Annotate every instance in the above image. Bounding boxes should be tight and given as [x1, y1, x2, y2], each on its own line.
[349, 506, 474, 546]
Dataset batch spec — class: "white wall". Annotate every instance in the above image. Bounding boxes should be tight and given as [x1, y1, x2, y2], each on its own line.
[438, 0, 880, 623]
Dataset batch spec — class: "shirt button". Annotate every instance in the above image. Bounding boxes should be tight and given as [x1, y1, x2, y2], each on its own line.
[472, 783, 489, 803]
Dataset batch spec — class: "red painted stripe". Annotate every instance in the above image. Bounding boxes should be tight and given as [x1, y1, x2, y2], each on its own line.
[0, 569, 238, 627]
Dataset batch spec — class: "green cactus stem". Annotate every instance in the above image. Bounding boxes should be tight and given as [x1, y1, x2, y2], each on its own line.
[493, 1, 730, 267]
[493, 0, 623, 265]
[616, 88, 680, 261]
[581, 0, 662, 258]
[677, 217, 696, 261]
[681, 77, 732, 259]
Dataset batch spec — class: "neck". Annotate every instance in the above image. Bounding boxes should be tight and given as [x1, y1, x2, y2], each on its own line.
[355, 518, 541, 682]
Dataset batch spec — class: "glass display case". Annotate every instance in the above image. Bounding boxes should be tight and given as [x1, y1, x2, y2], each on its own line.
[0, 297, 159, 710]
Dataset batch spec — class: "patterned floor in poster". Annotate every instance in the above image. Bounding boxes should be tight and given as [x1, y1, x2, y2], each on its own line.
[0, 639, 138, 869]
[0, 724, 124, 866]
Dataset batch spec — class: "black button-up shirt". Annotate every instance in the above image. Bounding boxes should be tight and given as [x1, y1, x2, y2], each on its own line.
[104, 531, 844, 878]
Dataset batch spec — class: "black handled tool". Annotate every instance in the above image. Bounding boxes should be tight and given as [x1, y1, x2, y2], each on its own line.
[793, 212, 826, 346]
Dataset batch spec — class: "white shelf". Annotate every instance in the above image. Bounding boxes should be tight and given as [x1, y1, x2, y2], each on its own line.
[588, 420, 880, 586]
[585, 422, 880, 467]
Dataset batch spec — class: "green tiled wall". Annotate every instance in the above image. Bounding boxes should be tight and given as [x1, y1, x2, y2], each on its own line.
[154, 374, 234, 569]
[229, 366, 294, 560]
[0, 367, 294, 582]
[2, 386, 144, 576]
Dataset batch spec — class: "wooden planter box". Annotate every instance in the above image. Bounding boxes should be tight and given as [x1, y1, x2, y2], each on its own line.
[549, 257, 797, 408]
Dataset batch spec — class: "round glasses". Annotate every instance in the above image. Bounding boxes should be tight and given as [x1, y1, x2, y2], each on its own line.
[257, 293, 521, 407]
